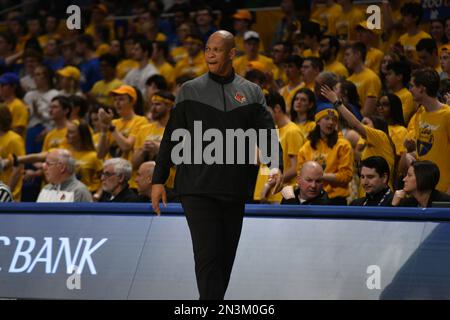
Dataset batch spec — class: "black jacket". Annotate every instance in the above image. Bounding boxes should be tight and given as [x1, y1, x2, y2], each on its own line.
[99, 186, 140, 202]
[281, 187, 329, 205]
[350, 187, 394, 206]
[153, 71, 283, 201]
[398, 189, 450, 207]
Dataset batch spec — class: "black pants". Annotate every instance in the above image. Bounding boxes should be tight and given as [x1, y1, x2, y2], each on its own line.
[180, 195, 245, 300]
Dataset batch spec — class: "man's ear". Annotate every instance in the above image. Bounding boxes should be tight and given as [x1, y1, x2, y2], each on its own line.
[382, 173, 389, 185]
[229, 47, 237, 60]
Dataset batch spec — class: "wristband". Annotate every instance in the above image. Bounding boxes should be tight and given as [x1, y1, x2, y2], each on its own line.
[108, 125, 116, 132]
[12, 154, 19, 167]
[333, 100, 342, 109]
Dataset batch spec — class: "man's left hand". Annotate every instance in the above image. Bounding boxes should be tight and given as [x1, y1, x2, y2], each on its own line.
[268, 168, 283, 195]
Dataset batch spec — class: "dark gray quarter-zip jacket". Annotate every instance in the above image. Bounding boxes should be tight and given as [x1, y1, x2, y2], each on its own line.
[153, 71, 283, 201]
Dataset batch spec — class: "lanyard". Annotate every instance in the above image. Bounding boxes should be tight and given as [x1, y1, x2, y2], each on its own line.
[363, 189, 391, 206]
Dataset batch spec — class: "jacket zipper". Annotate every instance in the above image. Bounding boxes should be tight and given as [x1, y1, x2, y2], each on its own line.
[221, 84, 226, 112]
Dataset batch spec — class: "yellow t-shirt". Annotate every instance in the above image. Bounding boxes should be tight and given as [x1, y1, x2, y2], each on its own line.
[411, 104, 450, 192]
[399, 30, 432, 62]
[254, 121, 305, 202]
[85, 22, 116, 43]
[6, 98, 28, 137]
[279, 82, 305, 113]
[155, 61, 176, 88]
[90, 78, 124, 108]
[297, 137, 354, 199]
[389, 124, 407, 156]
[395, 87, 415, 126]
[272, 65, 288, 86]
[70, 148, 103, 193]
[324, 60, 349, 78]
[116, 59, 139, 80]
[170, 46, 188, 64]
[365, 47, 384, 73]
[334, 7, 365, 41]
[0, 130, 25, 201]
[134, 122, 176, 189]
[174, 51, 208, 79]
[361, 126, 396, 187]
[297, 121, 316, 138]
[347, 67, 381, 108]
[43, 127, 68, 152]
[312, 3, 342, 35]
[303, 48, 320, 58]
[109, 115, 149, 189]
[233, 54, 276, 77]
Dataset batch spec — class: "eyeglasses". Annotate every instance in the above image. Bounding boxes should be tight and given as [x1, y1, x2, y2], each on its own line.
[44, 161, 61, 167]
[100, 171, 116, 178]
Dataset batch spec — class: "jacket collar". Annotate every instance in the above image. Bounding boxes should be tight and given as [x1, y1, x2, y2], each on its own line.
[209, 70, 235, 84]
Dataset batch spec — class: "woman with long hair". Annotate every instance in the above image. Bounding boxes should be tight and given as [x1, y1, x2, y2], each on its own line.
[289, 87, 316, 137]
[376, 94, 407, 159]
[297, 104, 354, 205]
[5, 120, 103, 194]
[321, 84, 397, 190]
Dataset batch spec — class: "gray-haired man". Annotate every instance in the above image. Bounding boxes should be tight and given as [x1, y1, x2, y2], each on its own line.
[99, 158, 139, 202]
[37, 149, 92, 202]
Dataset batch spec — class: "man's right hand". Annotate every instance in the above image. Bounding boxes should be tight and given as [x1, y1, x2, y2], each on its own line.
[151, 184, 167, 215]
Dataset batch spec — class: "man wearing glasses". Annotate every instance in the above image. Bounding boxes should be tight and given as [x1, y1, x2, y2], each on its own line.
[97, 158, 139, 202]
[36, 149, 92, 202]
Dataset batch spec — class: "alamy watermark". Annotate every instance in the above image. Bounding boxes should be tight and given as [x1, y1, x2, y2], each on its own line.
[170, 121, 280, 169]
[366, 265, 381, 290]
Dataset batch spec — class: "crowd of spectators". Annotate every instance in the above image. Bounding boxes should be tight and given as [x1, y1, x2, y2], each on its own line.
[0, 0, 449, 208]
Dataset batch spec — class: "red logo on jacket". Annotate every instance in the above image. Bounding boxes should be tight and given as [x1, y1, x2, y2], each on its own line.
[234, 92, 247, 103]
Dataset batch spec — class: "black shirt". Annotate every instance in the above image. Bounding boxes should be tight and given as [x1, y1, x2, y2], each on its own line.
[281, 188, 329, 205]
[397, 189, 450, 207]
[99, 186, 140, 203]
[350, 187, 394, 206]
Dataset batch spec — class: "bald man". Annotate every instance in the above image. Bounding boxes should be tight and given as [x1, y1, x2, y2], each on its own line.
[281, 161, 329, 205]
[135, 161, 155, 202]
[152, 30, 283, 299]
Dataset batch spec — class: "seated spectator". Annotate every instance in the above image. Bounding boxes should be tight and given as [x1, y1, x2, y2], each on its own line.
[440, 45, 450, 80]
[23, 64, 59, 154]
[297, 104, 354, 205]
[289, 88, 316, 137]
[232, 10, 263, 57]
[385, 61, 415, 124]
[281, 161, 329, 205]
[278, 55, 303, 113]
[0, 179, 13, 202]
[123, 38, 159, 97]
[75, 34, 102, 93]
[174, 34, 208, 79]
[416, 38, 443, 75]
[350, 156, 394, 206]
[57, 66, 83, 97]
[233, 31, 276, 77]
[321, 84, 396, 189]
[193, 5, 218, 44]
[254, 91, 305, 203]
[135, 161, 155, 202]
[319, 35, 348, 78]
[37, 149, 92, 202]
[151, 41, 175, 89]
[0, 72, 28, 138]
[392, 160, 450, 208]
[88, 53, 123, 108]
[98, 158, 139, 202]
[0, 107, 24, 202]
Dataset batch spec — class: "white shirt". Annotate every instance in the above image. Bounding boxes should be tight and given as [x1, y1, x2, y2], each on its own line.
[37, 187, 75, 202]
[23, 89, 60, 128]
[123, 62, 159, 96]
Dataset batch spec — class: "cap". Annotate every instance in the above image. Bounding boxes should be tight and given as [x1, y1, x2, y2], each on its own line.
[109, 85, 137, 103]
[57, 66, 81, 81]
[244, 30, 260, 42]
[233, 10, 252, 21]
[0, 72, 19, 85]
